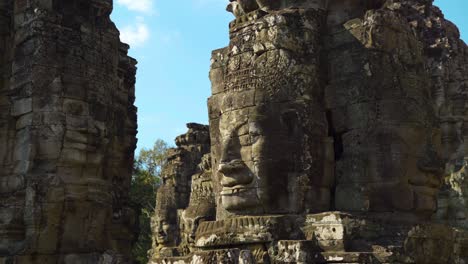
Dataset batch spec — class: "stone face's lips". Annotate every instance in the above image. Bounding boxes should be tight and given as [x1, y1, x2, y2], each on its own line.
[220, 186, 256, 196]
[220, 187, 259, 210]
[156, 235, 167, 243]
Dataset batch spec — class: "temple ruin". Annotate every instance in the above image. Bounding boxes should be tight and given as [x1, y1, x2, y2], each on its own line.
[0, 0, 137, 263]
[150, 0, 468, 263]
[1, 0, 468, 263]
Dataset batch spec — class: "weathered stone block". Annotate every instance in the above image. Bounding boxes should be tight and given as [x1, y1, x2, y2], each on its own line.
[15, 113, 32, 129]
[335, 184, 369, 212]
[35, 202, 63, 254]
[11, 98, 31, 117]
[0, 175, 24, 194]
[37, 140, 62, 160]
[61, 148, 87, 164]
[33, 96, 62, 112]
[63, 99, 89, 116]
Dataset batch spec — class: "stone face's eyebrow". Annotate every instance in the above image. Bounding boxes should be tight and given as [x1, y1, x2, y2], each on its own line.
[220, 118, 249, 138]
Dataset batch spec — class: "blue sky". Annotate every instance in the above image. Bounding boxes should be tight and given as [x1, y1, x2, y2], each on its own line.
[111, 0, 467, 151]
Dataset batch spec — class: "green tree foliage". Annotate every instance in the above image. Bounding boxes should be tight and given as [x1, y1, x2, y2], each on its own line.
[131, 139, 169, 264]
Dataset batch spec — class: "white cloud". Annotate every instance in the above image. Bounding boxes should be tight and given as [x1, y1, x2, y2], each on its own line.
[120, 17, 150, 47]
[117, 0, 154, 13]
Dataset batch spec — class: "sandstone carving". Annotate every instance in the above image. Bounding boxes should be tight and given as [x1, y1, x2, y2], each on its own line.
[4, 0, 468, 262]
[178, 153, 215, 256]
[0, 0, 137, 263]
[150, 0, 468, 263]
[149, 124, 211, 261]
[212, 8, 331, 219]
[327, 1, 445, 217]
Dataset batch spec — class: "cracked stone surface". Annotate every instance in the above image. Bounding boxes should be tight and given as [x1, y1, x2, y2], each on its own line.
[0, 0, 137, 262]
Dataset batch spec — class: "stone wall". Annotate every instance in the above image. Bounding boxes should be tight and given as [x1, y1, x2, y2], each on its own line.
[0, 0, 137, 263]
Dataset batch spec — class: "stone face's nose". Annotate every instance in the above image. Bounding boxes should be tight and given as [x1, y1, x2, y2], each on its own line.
[219, 130, 242, 164]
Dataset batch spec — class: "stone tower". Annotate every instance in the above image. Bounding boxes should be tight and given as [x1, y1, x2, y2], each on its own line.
[150, 0, 468, 263]
[0, 0, 137, 263]
[149, 124, 211, 261]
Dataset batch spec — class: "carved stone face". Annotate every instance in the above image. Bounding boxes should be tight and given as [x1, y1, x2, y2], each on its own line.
[217, 105, 284, 212]
[213, 100, 329, 215]
[181, 154, 215, 246]
[154, 218, 173, 245]
[152, 185, 179, 248]
[209, 10, 331, 217]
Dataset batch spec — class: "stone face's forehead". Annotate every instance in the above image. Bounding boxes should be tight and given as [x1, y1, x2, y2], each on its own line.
[218, 108, 249, 131]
